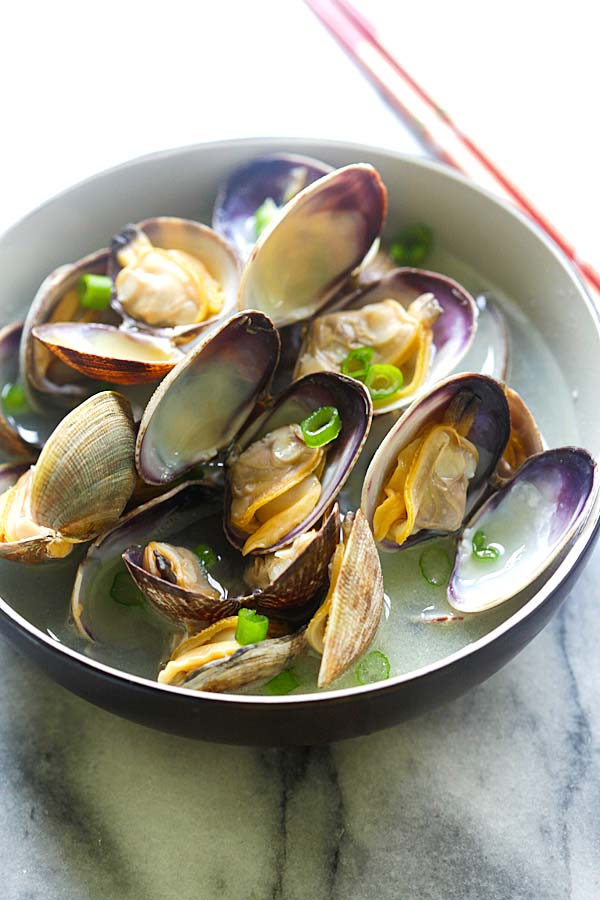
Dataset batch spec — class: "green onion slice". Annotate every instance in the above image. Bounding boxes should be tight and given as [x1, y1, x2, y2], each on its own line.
[264, 668, 300, 695]
[390, 224, 433, 266]
[355, 650, 391, 685]
[254, 197, 279, 237]
[341, 346, 375, 381]
[235, 608, 269, 646]
[471, 529, 501, 561]
[194, 543, 219, 569]
[1, 382, 29, 416]
[78, 273, 113, 310]
[300, 406, 342, 448]
[110, 570, 144, 606]
[419, 546, 453, 586]
[364, 364, 403, 402]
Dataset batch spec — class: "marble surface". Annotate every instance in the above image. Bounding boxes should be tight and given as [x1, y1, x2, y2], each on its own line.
[1, 548, 599, 899]
[2, 3, 600, 898]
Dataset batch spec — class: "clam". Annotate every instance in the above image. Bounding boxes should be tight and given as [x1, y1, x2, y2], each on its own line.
[307, 509, 384, 688]
[362, 374, 511, 548]
[0, 391, 136, 564]
[449, 448, 596, 613]
[0, 322, 38, 459]
[212, 152, 333, 261]
[238, 164, 387, 327]
[495, 387, 544, 481]
[295, 268, 478, 414]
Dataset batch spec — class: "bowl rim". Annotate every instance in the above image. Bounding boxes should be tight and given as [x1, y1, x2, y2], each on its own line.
[1, 135, 599, 706]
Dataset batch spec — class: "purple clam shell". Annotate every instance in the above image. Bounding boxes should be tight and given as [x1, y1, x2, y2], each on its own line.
[212, 153, 333, 261]
[361, 373, 511, 550]
[448, 447, 597, 612]
[225, 372, 372, 554]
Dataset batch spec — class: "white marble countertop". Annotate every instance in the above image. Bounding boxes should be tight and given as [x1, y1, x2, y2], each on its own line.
[1, 3, 599, 898]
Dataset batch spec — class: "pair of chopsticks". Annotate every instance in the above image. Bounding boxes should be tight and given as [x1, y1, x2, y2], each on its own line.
[305, 0, 600, 296]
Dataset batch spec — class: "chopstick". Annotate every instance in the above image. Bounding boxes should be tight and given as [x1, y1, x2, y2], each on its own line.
[305, 0, 600, 295]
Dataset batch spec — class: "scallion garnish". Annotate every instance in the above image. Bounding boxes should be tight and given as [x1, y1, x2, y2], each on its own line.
[471, 529, 500, 561]
[355, 650, 391, 685]
[364, 364, 403, 402]
[341, 346, 375, 381]
[78, 273, 113, 310]
[235, 608, 269, 646]
[194, 543, 219, 569]
[110, 570, 144, 606]
[390, 224, 433, 266]
[419, 546, 452, 586]
[1, 382, 29, 416]
[300, 406, 342, 448]
[264, 668, 300, 695]
[254, 197, 279, 237]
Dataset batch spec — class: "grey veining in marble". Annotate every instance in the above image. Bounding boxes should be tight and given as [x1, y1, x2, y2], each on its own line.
[1, 545, 599, 900]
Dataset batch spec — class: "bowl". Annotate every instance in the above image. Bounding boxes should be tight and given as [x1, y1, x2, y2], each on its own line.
[1, 138, 598, 746]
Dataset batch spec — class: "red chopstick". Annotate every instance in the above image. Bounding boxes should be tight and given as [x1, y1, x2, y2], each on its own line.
[305, 0, 600, 296]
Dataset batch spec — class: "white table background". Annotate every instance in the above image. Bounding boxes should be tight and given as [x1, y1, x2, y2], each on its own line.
[1, 2, 599, 898]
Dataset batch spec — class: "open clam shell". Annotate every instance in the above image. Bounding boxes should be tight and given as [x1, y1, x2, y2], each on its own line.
[212, 153, 333, 262]
[362, 373, 511, 549]
[19, 248, 118, 406]
[495, 387, 544, 482]
[238, 164, 387, 327]
[110, 217, 240, 341]
[449, 447, 597, 613]
[225, 372, 372, 554]
[122, 505, 340, 627]
[295, 268, 478, 415]
[0, 322, 38, 459]
[136, 310, 280, 484]
[32, 322, 184, 385]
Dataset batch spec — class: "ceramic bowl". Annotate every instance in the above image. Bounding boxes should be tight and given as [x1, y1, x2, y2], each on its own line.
[1, 138, 598, 745]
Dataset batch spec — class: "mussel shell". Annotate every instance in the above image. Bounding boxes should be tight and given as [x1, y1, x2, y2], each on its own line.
[123, 504, 340, 626]
[448, 447, 597, 613]
[238, 164, 387, 327]
[212, 153, 333, 261]
[19, 248, 117, 406]
[31, 322, 184, 385]
[361, 373, 511, 549]
[110, 217, 241, 341]
[136, 310, 280, 485]
[0, 322, 38, 459]
[225, 372, 372, 553]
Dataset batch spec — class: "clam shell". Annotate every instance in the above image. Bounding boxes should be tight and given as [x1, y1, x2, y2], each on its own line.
[32, 322, 184, 385]
[110, 217, 240, 341]
[361, 373, 511, 549]
[238, 164, 387, 327]
[311, 509, 384, 688]
[225, 371, 372, 553]
[449, 447, 597, 613]
[212, 153, 333, 261]
[495, 387, 544, 482]
[136, 310, 280, 484]
[182, 629, 308, 693]
[0, 322, 38, 459]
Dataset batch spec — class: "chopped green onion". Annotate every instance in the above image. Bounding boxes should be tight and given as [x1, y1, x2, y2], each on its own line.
[264, 668, 300, 695]
[1, 382, 29, 416]
[341, 346, 375, 381]
[194, 543, 219, 569]
[110, 570, 144, 606]
[472, 529, 500, 561]
[254, 197, 279, 237]
[390, 224, 433, 266]
[235, 608, 269, 646]
[78, 273, 113, 310]
[364, 364, 403, 402]
[419, 546, 453, 586]
[355, 650, 391, 685]
[300, 406, 342, 448]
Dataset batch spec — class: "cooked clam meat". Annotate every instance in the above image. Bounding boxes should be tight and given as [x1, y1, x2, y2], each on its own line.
[142, 541, 223, 598]
[296, 294, 442, 403]
[373, 394, 479, 545]
[158, 617, 241, 685]
[115, 231, 225, 327]
[244, 529, 316, 590]
[229, 424, 325, 555]
[0, 469, 72, 558]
